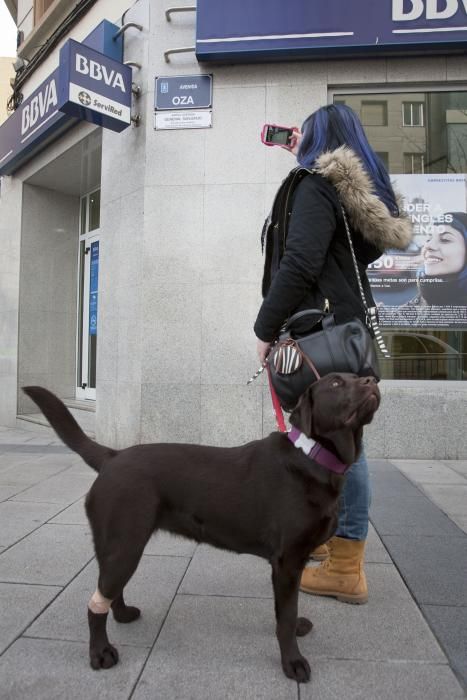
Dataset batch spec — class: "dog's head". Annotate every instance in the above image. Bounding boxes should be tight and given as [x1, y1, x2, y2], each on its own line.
[289, 373, 380, 465]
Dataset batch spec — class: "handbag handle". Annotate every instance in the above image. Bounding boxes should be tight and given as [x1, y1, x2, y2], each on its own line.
[284, 309, 325, 331]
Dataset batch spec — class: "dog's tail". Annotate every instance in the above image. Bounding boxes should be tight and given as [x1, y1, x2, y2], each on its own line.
[22, 386, 117, 472]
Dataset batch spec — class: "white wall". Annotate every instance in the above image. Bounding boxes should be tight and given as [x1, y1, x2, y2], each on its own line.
[94, 0, 467, 458]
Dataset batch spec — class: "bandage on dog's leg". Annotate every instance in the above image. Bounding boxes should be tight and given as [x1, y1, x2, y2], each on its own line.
[88, 588, 112, 615]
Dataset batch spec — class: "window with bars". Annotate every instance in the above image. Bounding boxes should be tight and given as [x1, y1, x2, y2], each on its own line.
[403, 152, 425, 174]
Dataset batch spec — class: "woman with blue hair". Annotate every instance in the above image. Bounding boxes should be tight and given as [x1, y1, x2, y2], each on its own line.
[254, 104, 412, 603]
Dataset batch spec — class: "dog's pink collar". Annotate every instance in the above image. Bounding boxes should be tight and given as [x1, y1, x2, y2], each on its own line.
[287, 427, 349, 475]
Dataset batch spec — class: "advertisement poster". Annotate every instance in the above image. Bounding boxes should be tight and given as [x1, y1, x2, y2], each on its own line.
[89, 241, 99, 336]
[368, 174, 467, 329]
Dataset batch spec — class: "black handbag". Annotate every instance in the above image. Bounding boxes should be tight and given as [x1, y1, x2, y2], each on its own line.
[268, 310, 380, 410]
[266, 205, 387, 410]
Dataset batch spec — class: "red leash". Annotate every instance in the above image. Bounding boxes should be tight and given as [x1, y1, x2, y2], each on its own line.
[266, 365, 287, 433]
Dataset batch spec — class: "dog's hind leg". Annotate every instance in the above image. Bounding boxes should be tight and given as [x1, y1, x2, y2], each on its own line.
[87, 509, 155, 670]
[88, 547, 149, 670]
[296, 617, 313, 637]
[87, 594, 117, 670]
[111, 592, 141, 623]
[271, 560, 311, 683]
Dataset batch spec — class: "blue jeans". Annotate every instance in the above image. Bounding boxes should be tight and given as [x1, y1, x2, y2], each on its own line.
[335, 449, 370, 541]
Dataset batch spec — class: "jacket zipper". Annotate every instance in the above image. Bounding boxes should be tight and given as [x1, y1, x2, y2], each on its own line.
[283, 169, 331, 316]
[282, 169, 303, 251]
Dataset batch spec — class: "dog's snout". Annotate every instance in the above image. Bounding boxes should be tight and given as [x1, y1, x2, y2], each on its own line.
[359, 375, 378, 386]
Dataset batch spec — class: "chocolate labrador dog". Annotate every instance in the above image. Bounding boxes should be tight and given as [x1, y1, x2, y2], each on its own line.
[23, 373, 379, 683]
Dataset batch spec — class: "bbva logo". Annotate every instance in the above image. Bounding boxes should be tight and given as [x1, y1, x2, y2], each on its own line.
[393, 0, 467, 21]
[21, 78, 58, 136]
[75, 54, 126, 92]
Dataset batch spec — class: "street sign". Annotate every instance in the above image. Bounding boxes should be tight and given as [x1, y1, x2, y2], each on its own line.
[155, 75, 212, 110]
[154, 110, 212, 130]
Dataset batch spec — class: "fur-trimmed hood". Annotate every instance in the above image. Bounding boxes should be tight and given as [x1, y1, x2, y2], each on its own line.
[314, 146, 413, 251]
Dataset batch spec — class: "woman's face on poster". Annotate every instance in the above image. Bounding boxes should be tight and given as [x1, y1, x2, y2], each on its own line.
[423, 225, 466, 276]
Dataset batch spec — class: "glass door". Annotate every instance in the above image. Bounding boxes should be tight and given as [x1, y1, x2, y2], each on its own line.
[76, 189, 100, 400]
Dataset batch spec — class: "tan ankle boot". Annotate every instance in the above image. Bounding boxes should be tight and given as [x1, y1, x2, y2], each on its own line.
[300, 536, 368, 604]
[310, 543, 329, 561]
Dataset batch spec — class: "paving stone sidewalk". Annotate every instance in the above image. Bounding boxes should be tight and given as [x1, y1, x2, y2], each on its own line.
[0, 426, 466, 699]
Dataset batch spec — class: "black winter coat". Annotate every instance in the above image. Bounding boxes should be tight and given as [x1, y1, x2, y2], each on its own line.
[254, 148, 414, 343]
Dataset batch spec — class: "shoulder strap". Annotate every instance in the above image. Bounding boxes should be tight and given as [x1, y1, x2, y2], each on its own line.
[340, 207, 369, 314]
[340, 206, 390, 359]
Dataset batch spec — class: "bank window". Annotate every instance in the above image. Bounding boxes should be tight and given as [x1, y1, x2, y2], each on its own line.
[361, 101, 388, 127]
[88, 190, 100, 232]
[403, 102, 424, 127]
[77, 189, 101, 398]
[34, 0, 55, 24]
[404, 152, 425, 174]
[80, 188, 101, 234]
[334, 90, 467, 381]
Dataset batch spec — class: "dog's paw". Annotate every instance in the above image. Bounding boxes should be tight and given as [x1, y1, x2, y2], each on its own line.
[90, 643, 119, 670]
[282, 655, 311, 683]
[112, 605, 141, 624]
[296, 617, 313, 637]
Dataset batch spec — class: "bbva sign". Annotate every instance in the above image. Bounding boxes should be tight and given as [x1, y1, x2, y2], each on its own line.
[75, 54, 126, 92]
[21, 77, 58, 136]
[393, 0, 467, 20]
[59, 38, 132, 132]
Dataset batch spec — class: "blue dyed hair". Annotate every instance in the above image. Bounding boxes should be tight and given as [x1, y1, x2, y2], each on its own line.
[297, 104, 399, 215]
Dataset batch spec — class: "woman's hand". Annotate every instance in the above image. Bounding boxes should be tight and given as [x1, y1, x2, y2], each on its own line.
[281, 128, 302, 157]
[256, 338, 272, 363]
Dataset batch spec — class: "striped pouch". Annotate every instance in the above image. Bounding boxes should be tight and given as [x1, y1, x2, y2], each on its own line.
[272, 340, 303, 375]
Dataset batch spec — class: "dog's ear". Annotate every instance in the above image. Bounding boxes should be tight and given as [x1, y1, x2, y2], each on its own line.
[289, 386, 314, 437]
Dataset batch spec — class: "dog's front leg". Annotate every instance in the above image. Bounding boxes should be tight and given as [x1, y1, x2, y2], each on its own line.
[271, 563, 311, 683]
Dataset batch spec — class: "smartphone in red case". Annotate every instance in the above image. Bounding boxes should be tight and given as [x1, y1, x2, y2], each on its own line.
[261, 124, 297, 148]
